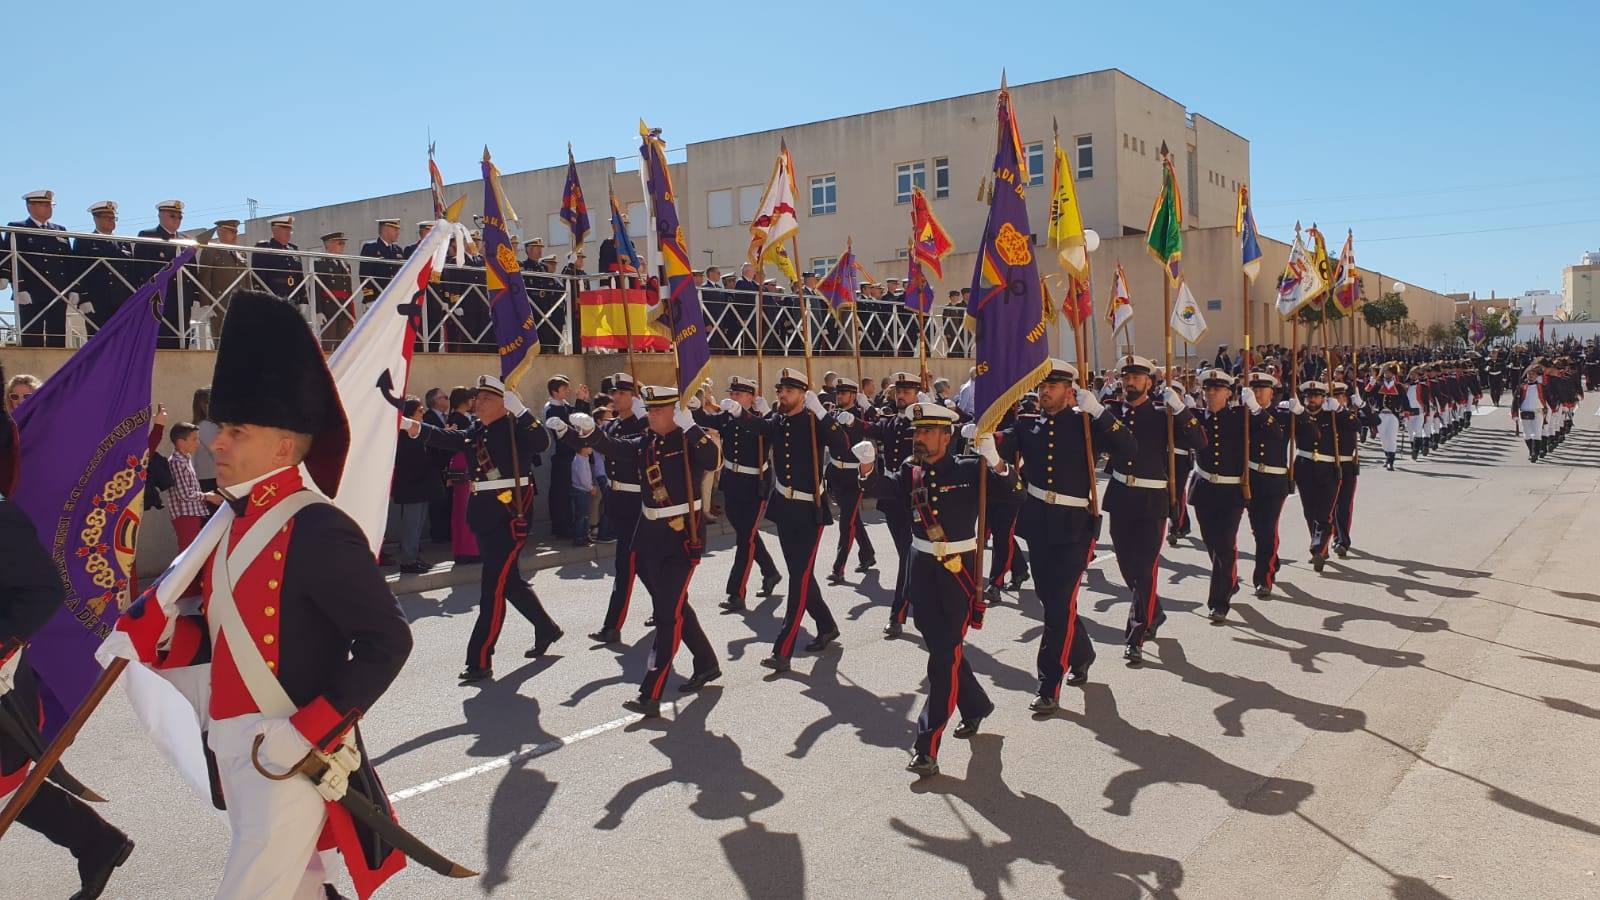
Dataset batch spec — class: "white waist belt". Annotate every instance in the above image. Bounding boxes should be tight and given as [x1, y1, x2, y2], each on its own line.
[1248, 461, 1289, 475]
[1173, 448, 1190, 457]
[829, 459, 861, 470]
[773, 482, 815, 503]
[1025, 484, 1089, 507]
[1194, 466, 1242, 485]
[473, 477, 531, 493]
[642, 499, 703, 521]
[1112, 470, 1167, 489]
[722, 461, 763, 476]
[610, 480, 642, 493]
[911, 537, 978, 556]
[1294, 449, 1339, 463]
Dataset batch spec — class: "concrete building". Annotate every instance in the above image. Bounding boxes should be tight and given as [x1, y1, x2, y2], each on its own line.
[1511, 289, 1562, 318]
[1561, 256, 1600, 320]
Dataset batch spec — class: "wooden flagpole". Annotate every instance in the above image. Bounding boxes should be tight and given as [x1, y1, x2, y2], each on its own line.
[0, 659, 127, 839]
[1242, 270, 1253, 501]
[791, 235, 824, 521]
[1076, 268, 1100, 517]
[1163, 274, 1176, 509]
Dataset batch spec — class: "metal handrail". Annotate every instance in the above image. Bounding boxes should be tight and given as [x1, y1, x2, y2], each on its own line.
[0, 224, 974, 358]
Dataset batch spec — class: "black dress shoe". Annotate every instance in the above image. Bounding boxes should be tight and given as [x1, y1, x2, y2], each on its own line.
[720, 594, 746, 612]
[398, 562, 430, 575]
[680, 668, 722, 692]
[952, 717, 983, 739]
[1007, 578, 1026, 592]
[454, 554, 482, 564]
[70, 835, 133, 900]
[1254, 584, 1271, 599]
[855, 558, 875, 573]
[827, 570, 847, 585]
[458, 666, 493, 683]
[1123, 644, 1143, 666]
[983, 584, 1001, 606]
[759, 655, 791, 673]
[588, 627, 621, 644]
[883, 622, 902, 639]
[759, 572, 783, 596]
[322, 885, 351, 900]
[1209, 608, 1228, 624]
[527, 628, 563, 657]
[905, 752, 939, 778]
[805, 629, 840, 652]
[1029, 694, 1058, 713]
[1065, 667, 1090, 686]
[1334, 544, 1348, 559]
[1313, 554, 1326, 573]
[622, 696, 661, 718]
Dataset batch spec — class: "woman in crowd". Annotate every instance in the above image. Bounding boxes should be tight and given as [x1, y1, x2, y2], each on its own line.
[447, 385, 481, 564]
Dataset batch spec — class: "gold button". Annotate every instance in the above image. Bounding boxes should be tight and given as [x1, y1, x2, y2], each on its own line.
[267, 579, 280, 590]
[263, 634, 275, 645]
[267, 660, 276, 671]
[264, 606, 276, 617]
[272, 551, 283, 561]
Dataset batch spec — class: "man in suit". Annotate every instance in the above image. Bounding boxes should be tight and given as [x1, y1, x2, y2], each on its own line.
[134, 200, 186, 348]
[195, 218, 248, 346]
[252, 215, 302, 300]
[6, 190, 73, 347]
[72, 200, 134, 334]
[312, 231, 354, 349]
[357, 218, 406, 307]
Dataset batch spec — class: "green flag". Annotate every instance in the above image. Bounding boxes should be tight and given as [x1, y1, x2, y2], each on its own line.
[1146, 143, 1183, 283]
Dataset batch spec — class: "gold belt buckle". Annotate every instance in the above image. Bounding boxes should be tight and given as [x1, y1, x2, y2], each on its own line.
[1044, 490, 1057, 504]
[785, 486, 794, 499]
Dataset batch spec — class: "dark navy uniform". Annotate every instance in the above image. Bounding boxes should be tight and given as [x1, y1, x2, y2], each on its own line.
[980, 408, 1028, 597]
[1103, 385, 1206, 651]
[861, 417, 1015, 769]
[72, 231, 134, 332]
[750, 378, 853, 664]
[999, 381, 1134, 700]
[1245, 393, 1292, 594]
[824, 396, 876, 581]
[251, 238, 302, 299]
[1291, 392, 1353, 568]
[5, 217, 73, 347]
[543, 387, 590, 540]
[865, 401, 918, 630]
[696, 386, 780, 607]
[572, 402, 645, 637]
[585, 404, 722, 709]
[133, 224, 183, 348]
[357, 236, 406, 303]
[1190, 400, 1252, 617]
[418, 390, 559, 675]
[1330, 391, 1378, 555]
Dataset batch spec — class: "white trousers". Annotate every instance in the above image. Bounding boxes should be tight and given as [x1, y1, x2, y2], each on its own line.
[1378, 412, 1400, 453]
[210, 714, 329, 900]
[1405, 413, 1426, 439]
[1520, 415, 1542, 440]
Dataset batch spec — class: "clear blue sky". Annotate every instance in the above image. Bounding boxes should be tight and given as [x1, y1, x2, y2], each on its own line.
[6, 0, 1595, 298]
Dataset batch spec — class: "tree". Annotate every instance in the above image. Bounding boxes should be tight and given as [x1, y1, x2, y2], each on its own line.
[1424, 322, 1454, 345]
[1360, 292, 1409, 346]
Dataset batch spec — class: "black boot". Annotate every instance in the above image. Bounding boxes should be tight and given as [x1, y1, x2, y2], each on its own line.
[1528, 439, 1538, 463]
[1385, 452, 1396, 470]
[1411, 440, 1420, 461]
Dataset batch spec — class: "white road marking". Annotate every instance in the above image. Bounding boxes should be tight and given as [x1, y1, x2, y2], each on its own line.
[386, 701, 679, 804]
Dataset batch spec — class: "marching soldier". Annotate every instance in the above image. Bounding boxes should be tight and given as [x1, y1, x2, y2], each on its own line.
[1188, 369, 1253, 623]
[252, 216, 302, 300]
[742, 368, 852, 672]
[551, 386, 724, 717]
[998, 361, 1133, 707]
[6, 190, 73, 347]
[134, 200, 186, 348]
[1244, 371, 1292, 598]
[581, 374, 647, 642]
[865, 372, 922, 638]
[1165, 367, 1196, 545]
[542, 375, 591, 541]
[72, 200, 134, 333]
[823, 377, 876, 585]
[408, 375, 563, 683]
[312, 231, 354, 349]
[1514, 365, 1548, 462]
[1372, 363, 1406, 470]
[113, 292, 416, 897]
[1328, 381, 1375, 557]
[2, 390, 136, 898]
[978, 406, 1028, 606]
[1103, 355, 1206, 665]
[1404, 365, 1431, 460]
[1288, 381, 1349, 572]
[698, 376, 782, 610]
[856, 402, 1016, 777]
[357, 218, 406, 305]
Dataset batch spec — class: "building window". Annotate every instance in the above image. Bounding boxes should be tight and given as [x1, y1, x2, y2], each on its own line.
[1075, 135, 1093, 179]
[895, 161, 926, 204]
[895, 247, 909, 261]
[1123, 133, 1129, 149]
[1025, 142, 1045, 186]
[626, 201, 647, 238]
[707, 189, 733, 229]
[810, 175, 837, 215]
[1140, 139, 1147, 155]
[738, 185, 762, 224]
[547, 213, 570, 246]
[811, 256, 838, 277]
[933, 157, 950, 199]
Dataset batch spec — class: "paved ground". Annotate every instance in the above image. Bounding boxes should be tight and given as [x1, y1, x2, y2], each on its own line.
[9, 403, 1600, 899]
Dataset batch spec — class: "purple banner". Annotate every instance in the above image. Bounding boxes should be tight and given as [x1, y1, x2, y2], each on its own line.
[12, 246, 193, 737]
[481, 156, 540, 384]
[640, 123, 711, 401]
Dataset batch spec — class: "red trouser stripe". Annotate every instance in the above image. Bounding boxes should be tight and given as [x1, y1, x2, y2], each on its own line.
[481, 536, 526, 669]
[929, 613, 973, 759]
[779, 525, 825, 657]
[735, 497, 768, 595]
[608, 551, 637, 631]
[647, 559, 700, 700]
[1144, 523, 1166, 643]
[1055, 539, 1097, 698]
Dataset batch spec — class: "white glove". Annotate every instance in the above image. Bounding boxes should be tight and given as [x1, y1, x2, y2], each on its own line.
[686, 394, 702, 411]
[14, 290, 30, 306]
[754, 395, 771, 415]
[719, 397, 743, 417]
[852, 440, 877, 465]
[503, 389, 528, 417]
[0, 277, 9, 291]
[1349, 392, 1365, 409]
[1075, 388, 1105, 418]
[632, 397, 647, 419]
[917, 391, 933, 404]
[804, 390, 827, 419]
[673, 405, 695, 430]
[544, 416, 569, 437]
[1284, 397, 1306, 415]
[1163, 388, 1185, 413]
[960, 423, 977, 440]
[400, 418, 421, 437]
[856, 394, 868, 411]
[835, 411, 856, 427]
[569, 412, 596, 437]
[974, 434, 1002, 468]
[1324, 397, 1342, 412]
[67, 291, 81, 307]
[1242, 388, 1262, 413]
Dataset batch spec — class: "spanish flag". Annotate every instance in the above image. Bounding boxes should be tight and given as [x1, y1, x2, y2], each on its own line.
[579, 288, 672, 351]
